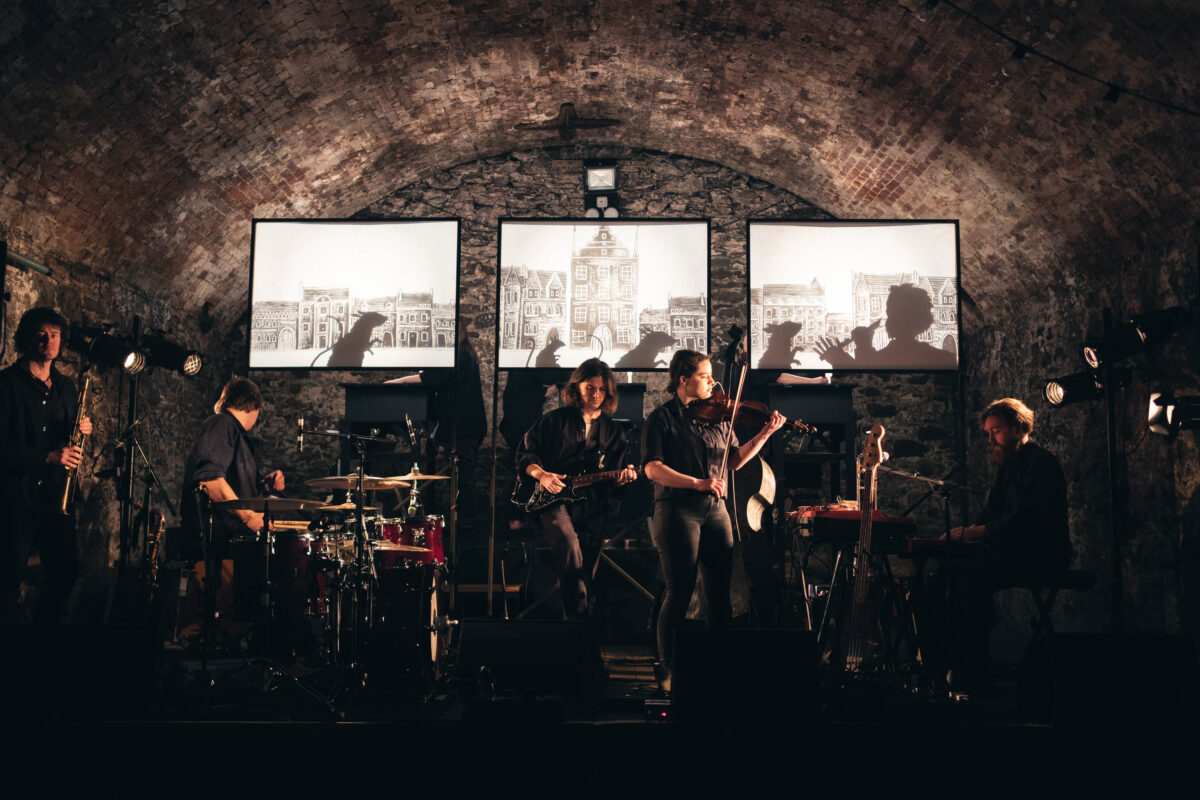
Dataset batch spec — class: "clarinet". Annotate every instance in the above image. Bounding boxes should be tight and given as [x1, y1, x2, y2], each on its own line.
[58, 374, 92, 515]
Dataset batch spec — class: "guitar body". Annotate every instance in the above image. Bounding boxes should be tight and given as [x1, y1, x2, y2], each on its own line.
[511, 467, 638, 514]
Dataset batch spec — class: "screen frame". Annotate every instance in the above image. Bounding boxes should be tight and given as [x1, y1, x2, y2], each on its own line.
[746, 218, 962, 374]
[247, 217, 462, 371]
[496, 217, 712, 373]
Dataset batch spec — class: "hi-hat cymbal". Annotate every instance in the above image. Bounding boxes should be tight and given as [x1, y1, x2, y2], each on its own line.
[305, 475, 411, 491]
[384, 469, 450, 482]
[318, 503, 379, 513]
[214, 497, 327, 512]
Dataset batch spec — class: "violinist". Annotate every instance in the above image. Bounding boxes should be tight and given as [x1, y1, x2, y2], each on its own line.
[641, 350, 785, 692]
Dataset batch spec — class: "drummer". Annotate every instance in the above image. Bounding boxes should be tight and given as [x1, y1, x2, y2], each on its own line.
[181, 377, 286, 556]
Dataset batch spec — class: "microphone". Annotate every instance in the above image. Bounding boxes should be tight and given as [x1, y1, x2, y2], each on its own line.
[297, 417, 304, 453]
[405, 413, 417, 447]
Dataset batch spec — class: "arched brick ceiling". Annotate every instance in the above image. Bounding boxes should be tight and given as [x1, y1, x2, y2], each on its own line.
[2, 1, 1197, 324]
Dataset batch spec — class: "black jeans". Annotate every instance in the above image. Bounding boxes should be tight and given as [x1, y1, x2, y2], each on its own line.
[2, 505, 78, 624]
[650, 492, 733, 671]
[537, 502, 596, 619]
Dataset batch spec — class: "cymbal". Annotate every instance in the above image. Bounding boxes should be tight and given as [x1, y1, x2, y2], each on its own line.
[318, 503, 379, 513]
[305, 475, 411, 491]
[370, 541, 432, 554]
[384, 469, 450, 482]
[214, 497, 327, 512]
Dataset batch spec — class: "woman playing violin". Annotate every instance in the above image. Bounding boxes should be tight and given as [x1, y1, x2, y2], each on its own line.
[641, 350, 785, 692]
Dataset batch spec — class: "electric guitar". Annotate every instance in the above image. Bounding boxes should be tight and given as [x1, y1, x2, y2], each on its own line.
[511, 466, 641, 513]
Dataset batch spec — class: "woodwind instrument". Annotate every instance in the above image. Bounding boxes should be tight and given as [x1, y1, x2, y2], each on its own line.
[58, 374, 91, 515]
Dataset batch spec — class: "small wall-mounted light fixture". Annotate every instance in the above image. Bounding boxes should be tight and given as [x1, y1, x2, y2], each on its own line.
[584, 159, 619, 218]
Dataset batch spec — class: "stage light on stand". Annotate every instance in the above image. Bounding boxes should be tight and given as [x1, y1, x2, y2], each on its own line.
[68, 325, 145, 375]
[144, 335, 204, 377]
[1082, 306, 1192, 368]
[1148, 393, 1200, 436]
[1044, 370, 1103, 407]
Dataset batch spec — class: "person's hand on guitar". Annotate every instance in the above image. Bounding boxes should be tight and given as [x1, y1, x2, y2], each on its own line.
[617, 465, 638, 486]
[529, 465, 567, 495]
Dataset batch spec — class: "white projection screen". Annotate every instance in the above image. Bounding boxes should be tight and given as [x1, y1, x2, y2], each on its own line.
[748, 220, 961, 372]
[498, 219, 710, 371]
[248, 218, 460, 370]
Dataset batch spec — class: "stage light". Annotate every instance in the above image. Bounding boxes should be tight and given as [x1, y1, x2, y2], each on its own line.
[68, 325, 145, 375]
[144, 335, 204, 377]
[1044, 370, 1103, 407]
[1148, 393, 1200, 436]
[1083, 306, 1192, 368]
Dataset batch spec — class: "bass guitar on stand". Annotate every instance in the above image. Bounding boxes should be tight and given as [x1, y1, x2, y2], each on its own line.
[839, 423, 890, 674]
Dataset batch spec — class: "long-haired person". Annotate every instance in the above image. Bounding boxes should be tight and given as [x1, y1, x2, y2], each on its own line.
[641, 350, 784, 692]
[516, 358, 637, 619]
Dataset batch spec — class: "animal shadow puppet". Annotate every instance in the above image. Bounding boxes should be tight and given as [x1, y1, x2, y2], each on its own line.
[325, 311, 389, 368]
[756, 321, 805, 369]
[614, 330, 677, 370]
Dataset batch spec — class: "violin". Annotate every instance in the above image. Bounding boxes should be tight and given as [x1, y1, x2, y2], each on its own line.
[686, 392, 816, 434]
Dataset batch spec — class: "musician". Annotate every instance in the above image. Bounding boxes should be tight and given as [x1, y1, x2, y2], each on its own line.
[516, 358, 637, 619]
[642, 350, 785, 692]
[0, 308, 93, 624]
[942, 397, 1069, 692]
[181, 377, 285, 551]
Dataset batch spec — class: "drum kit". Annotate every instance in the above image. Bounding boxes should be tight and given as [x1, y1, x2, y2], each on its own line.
[209, 468, 453, 695]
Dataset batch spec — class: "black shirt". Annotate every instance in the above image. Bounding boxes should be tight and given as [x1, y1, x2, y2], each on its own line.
[516, 406, 628, 484]
[977, 440, 1070, 571]
[641, 395, 739, 503]
[0, 362, 78, 509]
[180, 410, 262, 540]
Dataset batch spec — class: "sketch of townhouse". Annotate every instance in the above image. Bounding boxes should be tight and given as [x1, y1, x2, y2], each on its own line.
[500, 265, 569, 350]
[569, 226, 638, 350]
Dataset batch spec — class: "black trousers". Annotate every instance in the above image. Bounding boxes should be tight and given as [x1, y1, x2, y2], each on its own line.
[930, 548, 1062, 690]
[650, 493, 733, 671]
[537, 502, 597, 619]
[2, 505, 78, 624]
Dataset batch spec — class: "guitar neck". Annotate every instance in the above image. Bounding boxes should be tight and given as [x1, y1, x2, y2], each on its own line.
[570, 468, 626, 489]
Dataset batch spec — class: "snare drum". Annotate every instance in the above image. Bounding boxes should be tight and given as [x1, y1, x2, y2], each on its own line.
[230, 531, 322, 620]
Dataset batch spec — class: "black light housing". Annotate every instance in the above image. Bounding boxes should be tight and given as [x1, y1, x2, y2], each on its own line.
[68, 325, 145, 375]
[144, 335, 204, 377]
[1083, 306, 1192, 369]
[1148, 393, 1200, 436]
[1044, 370, 1104, 407]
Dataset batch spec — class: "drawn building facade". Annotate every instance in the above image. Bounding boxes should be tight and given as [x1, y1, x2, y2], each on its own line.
[500, 265, 569, 350]
[568, 226, 638, 350]
[299, 286, 351, 350]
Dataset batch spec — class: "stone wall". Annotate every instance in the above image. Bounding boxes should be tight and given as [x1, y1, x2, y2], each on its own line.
[6, 145, 1197, 638]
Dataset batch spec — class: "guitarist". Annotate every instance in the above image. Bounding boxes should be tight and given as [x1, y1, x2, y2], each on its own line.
[516, 358, 637, 619]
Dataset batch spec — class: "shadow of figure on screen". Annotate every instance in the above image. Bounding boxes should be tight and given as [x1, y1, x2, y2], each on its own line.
[756, 320, 806, 370]
[815, 284, 954, 369]
[614, 329, 676, 370]
[322, 311, 389, 368]
[528, 327, 566, 368]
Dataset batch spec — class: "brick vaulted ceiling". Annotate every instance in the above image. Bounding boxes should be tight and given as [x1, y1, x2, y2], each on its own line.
[2, 0, 1197, 324]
